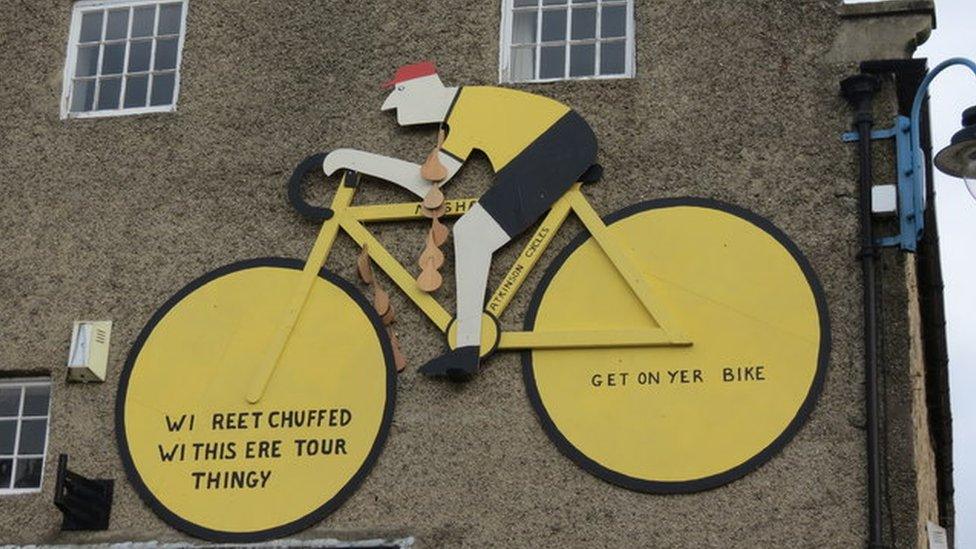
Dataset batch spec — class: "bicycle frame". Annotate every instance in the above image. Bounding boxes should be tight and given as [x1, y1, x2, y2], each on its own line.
[246, 171, 692, 402]
[325, 173, 691, 348]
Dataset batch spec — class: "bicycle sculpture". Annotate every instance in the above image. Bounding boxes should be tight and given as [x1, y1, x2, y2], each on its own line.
[116, 62, 829, 542]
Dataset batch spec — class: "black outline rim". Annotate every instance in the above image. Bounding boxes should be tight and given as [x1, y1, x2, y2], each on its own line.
[521, 197, 831, 494]
[115, 257, 396, 543]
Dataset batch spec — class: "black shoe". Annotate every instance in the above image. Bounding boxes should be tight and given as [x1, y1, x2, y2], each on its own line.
[419, 346, 480, 382]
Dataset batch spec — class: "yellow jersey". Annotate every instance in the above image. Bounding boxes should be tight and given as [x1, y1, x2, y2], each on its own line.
[440, 86, 570, 171]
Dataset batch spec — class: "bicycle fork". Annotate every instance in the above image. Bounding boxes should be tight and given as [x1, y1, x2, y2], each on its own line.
[245, 175, 355, 404]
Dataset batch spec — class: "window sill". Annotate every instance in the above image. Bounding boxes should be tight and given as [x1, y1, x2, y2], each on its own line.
[61, 104, 176, 120]
[0, 487, 43, 496]
[500, 72, 635, 85]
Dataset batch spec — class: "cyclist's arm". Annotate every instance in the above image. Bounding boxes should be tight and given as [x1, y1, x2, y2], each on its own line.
[323, 149, 433, 198]
[436, 152, 463, 186]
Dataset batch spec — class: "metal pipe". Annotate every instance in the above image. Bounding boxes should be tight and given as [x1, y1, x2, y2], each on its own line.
[841, 73, 885, 549]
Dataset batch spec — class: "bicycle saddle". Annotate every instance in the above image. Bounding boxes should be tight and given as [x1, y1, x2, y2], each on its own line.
[580, 163, 602, 184]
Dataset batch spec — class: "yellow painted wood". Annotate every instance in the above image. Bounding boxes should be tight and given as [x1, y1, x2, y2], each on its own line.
[527, 204, 823, 484]
[123, 263, 390, 533]
[498, 328, 687, 350]
[440, 87, 570, 170]
[567, 190, 689, 344]
[446, 313, 499, 357]
[486, 193, 572, 318]
[244, 178, 355, 404]
[341, 218, 453, 331]
[349, 199, 479, 222]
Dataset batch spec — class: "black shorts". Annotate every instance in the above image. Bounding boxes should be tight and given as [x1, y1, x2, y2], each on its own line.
[478, 110, 597, 237]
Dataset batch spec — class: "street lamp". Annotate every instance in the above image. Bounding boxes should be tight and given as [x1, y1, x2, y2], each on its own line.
[916, 57, 976, 202]
[934, 105, 976, 201]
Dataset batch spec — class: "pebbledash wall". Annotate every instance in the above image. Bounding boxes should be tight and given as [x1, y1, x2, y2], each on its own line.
[0, 0, 951, 547]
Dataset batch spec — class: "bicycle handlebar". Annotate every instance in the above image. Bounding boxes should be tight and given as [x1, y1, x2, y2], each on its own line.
[287, 152, 344, 221]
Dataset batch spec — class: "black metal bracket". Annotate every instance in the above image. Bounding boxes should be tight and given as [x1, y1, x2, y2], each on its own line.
[53, 454, 114, 531]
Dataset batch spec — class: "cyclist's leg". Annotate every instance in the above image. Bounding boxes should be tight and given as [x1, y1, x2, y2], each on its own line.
[419, 204, 508, 381]
[453, 204, 510, 349]
[421, 111, 596, 381]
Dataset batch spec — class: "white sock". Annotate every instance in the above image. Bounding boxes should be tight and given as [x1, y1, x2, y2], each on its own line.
[452, 204, 510, 349]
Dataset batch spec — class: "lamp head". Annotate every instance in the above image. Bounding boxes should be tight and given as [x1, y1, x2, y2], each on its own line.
[934, 105, 976, 200]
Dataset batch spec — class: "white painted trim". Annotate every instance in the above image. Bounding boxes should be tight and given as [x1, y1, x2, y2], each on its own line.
[60, 0, 189, 119]
[33, 537, 415, 548]
[0, 378, 52, 495]
[497, 0, 510, 84]
[626, 0, 636, 79]
[498, 0, 636, 84]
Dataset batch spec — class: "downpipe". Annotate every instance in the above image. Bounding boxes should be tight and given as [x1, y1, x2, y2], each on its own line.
[840, 73, 885, 549]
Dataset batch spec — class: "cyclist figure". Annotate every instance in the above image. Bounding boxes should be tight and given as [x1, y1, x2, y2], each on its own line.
[324, 61, 599, 381]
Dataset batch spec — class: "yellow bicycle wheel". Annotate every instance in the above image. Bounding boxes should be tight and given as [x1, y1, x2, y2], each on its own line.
[523, 198, 829, 493]
[116, 258, 394, 542]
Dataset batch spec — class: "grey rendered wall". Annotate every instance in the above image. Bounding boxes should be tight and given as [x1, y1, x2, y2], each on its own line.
[0, 0, 931, 547]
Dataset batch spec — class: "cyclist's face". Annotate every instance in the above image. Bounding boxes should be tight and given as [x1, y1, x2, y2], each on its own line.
[382, 85, 418, 127]
[381, 85, 406, 114]
[381, 75, 445, 126]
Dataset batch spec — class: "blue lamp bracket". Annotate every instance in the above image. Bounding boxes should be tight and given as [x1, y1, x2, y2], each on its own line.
[842, 115, 923, 252]
[841, 58, 976, 252]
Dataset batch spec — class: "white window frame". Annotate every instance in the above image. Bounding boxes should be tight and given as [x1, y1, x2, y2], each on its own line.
[0, 378, 52, 495]
[60, 0, 189, 119]
[498, 0, 636, 84]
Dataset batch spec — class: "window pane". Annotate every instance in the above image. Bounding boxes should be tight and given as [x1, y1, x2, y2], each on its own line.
[601, 4, 626, 38]
[79, 11, 103, 43]
[541, 9, 566, 42]
[150, 73, 175, 106]
[542, 0, 566, 4]
[132, 5, 156, 37]
[22, 386, 49, 417]
[540, 45, 565, 79]
[97, 77, 122, 110]
[569, 44, 595, 77]
[124, 75, 149, 107]
[514, 0, 537, 5]
[0, 420, 15, 454]
[154, 38, 178, 70]
[600, 40, 626, 74]
[101, 43, 125, 75]
[13, 458, 42, 489]
[17, 419, 46, 455]
[571, 7, 595, 39]
[510, 47, 535, 82]
[0, 459, 10, 489]
[511, 11, 537, 44]
[128, 40, 152, 72]
[75, 45, 99, 77]
[0, 388, 19, 417]
[105, 9, 129, 40]
[158, 3, 183, 35]
[71, 79, 96, 112]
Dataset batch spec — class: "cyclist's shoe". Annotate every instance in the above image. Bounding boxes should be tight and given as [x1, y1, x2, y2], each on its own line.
[419, 346, 479, 382]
